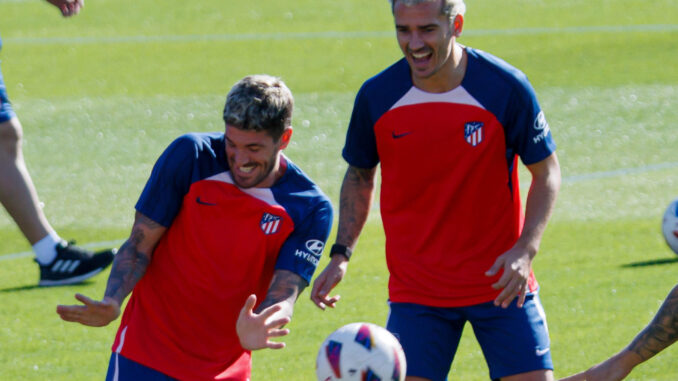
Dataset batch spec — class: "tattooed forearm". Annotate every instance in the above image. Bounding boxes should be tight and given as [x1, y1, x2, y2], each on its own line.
[336, 165, 377, 246]
[628, 285, 678, 361]
[104, 214, 163, 305]
[256, 270, 308, 313]
[104, 237, 150, 305]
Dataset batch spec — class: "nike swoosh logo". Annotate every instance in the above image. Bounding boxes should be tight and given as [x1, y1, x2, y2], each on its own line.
[196, 197, 217, 206]
[535, 348, 550, 356]
[392, 131, 412, 139]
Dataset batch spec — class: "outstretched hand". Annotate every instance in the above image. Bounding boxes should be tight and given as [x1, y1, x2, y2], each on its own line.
[236, 294, 291, 351]
[558, 351, 636, 381]
[45, 0, 83, 17]
[56, 293, 120, 327]
[310, 256, 348, 310]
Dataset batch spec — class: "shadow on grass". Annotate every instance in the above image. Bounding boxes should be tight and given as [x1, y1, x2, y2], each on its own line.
[0, 280, 94, 293]
[622, 257, 678, 268]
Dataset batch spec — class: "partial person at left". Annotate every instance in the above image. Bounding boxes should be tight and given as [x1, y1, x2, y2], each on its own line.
[0, 0, 115, 286]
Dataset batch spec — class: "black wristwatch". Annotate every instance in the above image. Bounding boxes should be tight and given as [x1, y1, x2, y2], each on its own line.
[329, 244, 352, 261]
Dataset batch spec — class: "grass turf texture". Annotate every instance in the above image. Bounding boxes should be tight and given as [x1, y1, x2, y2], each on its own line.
[0, 0, 677, 379]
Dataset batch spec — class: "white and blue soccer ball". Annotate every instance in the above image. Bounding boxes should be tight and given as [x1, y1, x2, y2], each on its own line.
[662, 198, 678, 255]
[316, 322, 406, 381]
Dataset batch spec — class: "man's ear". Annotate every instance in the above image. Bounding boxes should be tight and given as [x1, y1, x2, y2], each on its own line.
[452, 14, 464, 37]
[279, 127, 293, 149]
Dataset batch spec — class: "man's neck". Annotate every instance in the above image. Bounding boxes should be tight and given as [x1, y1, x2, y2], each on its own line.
[413, 44, 467, 93]
[271, 154, 288, 185]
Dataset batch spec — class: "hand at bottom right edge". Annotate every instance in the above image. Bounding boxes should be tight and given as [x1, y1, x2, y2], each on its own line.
[558, 351, 636, 381]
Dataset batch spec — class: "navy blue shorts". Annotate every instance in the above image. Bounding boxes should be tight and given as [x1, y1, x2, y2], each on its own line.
[0, 63, 16, 124]
[106, 352, 177, 381]
[386, 293, 553, 381]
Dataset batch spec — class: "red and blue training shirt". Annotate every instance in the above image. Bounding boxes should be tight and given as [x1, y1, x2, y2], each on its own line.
[343, 47, 556, 308]
[112, 132, 333, 380]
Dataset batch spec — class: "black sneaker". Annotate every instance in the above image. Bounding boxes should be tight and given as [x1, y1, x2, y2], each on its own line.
[38, 241, 116, 286]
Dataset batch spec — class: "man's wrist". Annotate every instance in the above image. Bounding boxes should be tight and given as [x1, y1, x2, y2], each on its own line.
[329, 244, 352, 261]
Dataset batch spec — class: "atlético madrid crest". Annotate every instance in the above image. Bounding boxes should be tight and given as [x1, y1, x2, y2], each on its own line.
[464, 121, 484, 147]
[260, 213, 282, 235]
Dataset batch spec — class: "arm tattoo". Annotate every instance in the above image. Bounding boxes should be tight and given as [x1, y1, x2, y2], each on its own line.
[628, 285, 678, 361]
[104, 216, 162, 305]
[336, 165, 376, 246]
[255, 270, 308, 313]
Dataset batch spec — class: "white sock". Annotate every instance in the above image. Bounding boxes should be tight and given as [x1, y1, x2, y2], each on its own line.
[33, 231, 62, 265]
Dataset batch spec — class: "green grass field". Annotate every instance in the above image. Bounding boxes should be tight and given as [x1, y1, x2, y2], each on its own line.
[1, 0, 677, 379]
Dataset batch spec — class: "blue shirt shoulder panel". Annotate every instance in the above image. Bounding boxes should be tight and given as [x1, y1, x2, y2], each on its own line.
[463, 47, 556, 165]
[135, 132, 227, 227]
[272, 160, 334, 283]
[342, 59, 412, 169]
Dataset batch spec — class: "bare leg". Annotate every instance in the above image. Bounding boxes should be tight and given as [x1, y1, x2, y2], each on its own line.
[0, 117, 52, 244]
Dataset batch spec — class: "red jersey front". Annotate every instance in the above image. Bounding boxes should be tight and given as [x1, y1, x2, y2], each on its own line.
[112, 133, 333, 380]
[343, 49, 556, 307]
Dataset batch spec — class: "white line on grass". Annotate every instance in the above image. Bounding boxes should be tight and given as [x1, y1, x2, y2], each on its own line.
[1, 161, 676, 262]
[3, 24, 678, 45]
[0, 239, 125, 262]
[562, 161, 678, 184]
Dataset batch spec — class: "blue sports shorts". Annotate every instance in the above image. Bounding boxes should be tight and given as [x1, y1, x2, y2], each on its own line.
[386, 293, 553, 381]
[106, 352, 178, 381]
[0, 63, 16, 124]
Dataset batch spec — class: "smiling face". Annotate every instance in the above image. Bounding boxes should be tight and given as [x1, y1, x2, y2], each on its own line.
[221, 75, 295, 188]
[393, 0, 463, 91]
[225, 125, 292, 189]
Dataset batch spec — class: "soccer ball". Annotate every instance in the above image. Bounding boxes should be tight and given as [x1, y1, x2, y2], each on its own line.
[316, 322, 406, 381]
[662, 198, 678, 255]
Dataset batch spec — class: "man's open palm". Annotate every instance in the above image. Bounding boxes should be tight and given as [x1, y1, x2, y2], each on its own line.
[236, 294, 291, 350]
[57, 293, 120, 327]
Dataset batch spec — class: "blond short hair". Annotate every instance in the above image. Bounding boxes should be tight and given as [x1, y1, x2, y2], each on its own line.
[223, 75, 294, 141]
[389, 0, 466, 20]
